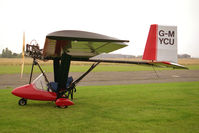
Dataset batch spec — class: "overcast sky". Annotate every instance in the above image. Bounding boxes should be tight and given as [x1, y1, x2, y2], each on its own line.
[0, 0, 199, 57]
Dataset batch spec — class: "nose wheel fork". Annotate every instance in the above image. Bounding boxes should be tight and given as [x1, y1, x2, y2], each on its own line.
[18, 98, 27, 106]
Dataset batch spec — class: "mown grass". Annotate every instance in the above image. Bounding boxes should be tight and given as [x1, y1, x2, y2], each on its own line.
[0, 58, 198, 74]
[1, 58, 199, 65]
[0, 82, 199, 133]
[0, 64, 159, 74]
[0, 64, 199, 74]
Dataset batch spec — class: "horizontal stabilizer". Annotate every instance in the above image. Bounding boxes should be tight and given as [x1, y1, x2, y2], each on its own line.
[149, 61, 188, 69]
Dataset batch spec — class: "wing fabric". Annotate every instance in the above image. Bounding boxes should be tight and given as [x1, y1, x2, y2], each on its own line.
[43, 30, 128, 59]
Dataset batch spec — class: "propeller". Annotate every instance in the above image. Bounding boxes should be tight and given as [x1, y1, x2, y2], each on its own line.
[20, 32, 25, 78]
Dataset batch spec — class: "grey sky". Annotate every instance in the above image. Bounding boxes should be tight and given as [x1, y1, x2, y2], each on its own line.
[0, 0, 198, 57]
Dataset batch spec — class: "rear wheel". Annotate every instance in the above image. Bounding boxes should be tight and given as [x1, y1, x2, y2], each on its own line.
[18, 98, 27, 106]
[58, 105, 68, 109]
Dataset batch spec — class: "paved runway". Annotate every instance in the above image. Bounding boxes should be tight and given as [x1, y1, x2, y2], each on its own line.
[0, 70, 198, 89]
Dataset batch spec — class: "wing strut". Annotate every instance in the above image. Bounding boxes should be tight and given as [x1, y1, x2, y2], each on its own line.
[66, 62, 100, 100]
[73, 62, 100, 85]
[29, 58, 50, 84]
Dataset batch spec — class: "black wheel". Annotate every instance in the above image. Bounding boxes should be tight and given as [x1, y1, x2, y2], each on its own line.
[58, 105, 68, 109]
[18, 98, 27, 106]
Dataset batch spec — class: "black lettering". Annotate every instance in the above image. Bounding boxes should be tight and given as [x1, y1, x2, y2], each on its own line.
[159, 38, 175, 45]
[159, 38, 164, 44]
[168, 31, 175, 37]
[169, 39, 174, 45]
[164, 38, 169, 45]
[159, 30, 164, 36]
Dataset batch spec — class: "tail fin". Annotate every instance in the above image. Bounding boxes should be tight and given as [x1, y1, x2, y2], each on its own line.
[143, 24, 177, 63]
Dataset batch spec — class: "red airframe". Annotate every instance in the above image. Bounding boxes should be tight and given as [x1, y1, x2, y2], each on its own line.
[12, 74, 74, 108]
[11, 28, 187, 108]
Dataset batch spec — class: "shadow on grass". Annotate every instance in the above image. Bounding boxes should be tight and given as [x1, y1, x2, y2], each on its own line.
[19, 101, 56, 108]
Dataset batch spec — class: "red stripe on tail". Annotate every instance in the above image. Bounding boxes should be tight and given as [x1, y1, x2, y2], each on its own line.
[142, 24, 157, 61]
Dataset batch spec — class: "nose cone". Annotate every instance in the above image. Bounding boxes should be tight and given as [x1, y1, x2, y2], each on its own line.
[12, 87, 22, 96]
[11, 84, 30, 97]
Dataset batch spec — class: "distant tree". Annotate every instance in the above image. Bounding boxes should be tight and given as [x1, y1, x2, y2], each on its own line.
[1, 48, 20, 58]
[136, 55, 143, 58]
[12, 53, 18, 57]
[178, 54, 191, 58]
[2, 48, 13, 58]
[17, 53, 22, 58]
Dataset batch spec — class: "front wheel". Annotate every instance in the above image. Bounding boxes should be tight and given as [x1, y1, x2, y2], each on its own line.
[18, 98, 27, 106]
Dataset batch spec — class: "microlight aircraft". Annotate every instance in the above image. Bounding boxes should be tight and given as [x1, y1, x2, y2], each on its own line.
[12, 24, 188, 108]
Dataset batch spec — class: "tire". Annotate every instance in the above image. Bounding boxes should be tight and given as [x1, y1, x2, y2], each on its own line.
[18, 98, 27, 106]
[58, 105, 68, 109]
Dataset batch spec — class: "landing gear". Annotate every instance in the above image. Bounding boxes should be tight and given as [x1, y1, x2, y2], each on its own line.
[55, 98, 74, 109]
[18, 98, 27, 106]
[57, 105, 68, 109]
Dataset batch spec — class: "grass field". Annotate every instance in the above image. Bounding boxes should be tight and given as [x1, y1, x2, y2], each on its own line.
[0, 64, 167, 74]
[0, 64, 199, 74]
[1, 58, 199, 65]
[0, 58, 199, 74]
[0, 82, 199, 133]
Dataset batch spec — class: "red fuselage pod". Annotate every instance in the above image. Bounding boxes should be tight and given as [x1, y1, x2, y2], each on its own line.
[55, 98, 74, 107]
[11, 84, 57, 101]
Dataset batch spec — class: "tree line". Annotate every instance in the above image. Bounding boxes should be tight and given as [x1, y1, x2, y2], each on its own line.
[0, 47, 192, 58]
[0, 48, 21, 58]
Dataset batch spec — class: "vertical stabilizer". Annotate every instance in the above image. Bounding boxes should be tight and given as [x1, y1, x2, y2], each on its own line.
[143, 24, 177, 63]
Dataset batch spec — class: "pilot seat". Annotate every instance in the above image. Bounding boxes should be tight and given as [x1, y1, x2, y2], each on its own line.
[48, 76, 73, 92]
